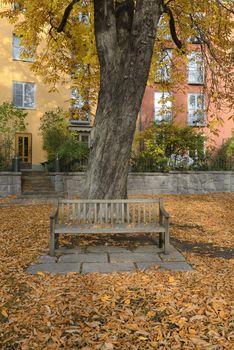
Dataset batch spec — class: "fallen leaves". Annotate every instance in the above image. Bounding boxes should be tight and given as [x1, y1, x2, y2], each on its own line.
[0, 194, 233, 349]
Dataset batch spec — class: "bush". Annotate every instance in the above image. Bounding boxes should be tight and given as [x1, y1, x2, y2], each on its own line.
[131, 122, 206, 172]
[40, 108, 89, 171]
[209, 130, 234, 170]
[40, 108, 69, 160]
[55, 134, 89, 171]
[0, 102, 27, 170]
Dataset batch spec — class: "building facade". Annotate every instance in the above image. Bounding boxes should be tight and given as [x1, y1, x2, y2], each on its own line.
[0, 2, 92, 170]
[140, 40, 234, 151]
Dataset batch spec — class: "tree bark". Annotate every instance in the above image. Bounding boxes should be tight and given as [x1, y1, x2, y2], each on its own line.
[83, 0, 162, 199]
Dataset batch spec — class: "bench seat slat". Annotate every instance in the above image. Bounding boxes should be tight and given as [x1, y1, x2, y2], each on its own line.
[55, 223, 165, 234]
[59, 199, 159, 204]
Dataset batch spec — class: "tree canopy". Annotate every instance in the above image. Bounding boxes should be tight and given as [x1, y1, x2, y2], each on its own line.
[1, 0, 233, 112]
[1, 0, 233, 198]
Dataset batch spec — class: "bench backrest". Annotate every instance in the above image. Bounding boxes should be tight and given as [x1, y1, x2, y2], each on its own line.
[57, 199, 162, 225]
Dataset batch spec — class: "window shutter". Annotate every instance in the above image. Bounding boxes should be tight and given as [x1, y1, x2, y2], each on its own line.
[13, 83, 23, 107]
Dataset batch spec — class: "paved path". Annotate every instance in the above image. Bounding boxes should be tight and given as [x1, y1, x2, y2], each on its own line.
[27, 244, 193, 274]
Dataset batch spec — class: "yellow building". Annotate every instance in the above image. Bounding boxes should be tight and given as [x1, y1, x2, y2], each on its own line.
[0, 2, 92, 170]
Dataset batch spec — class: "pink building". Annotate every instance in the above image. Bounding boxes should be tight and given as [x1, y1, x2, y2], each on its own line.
[140, 43, 234, 151]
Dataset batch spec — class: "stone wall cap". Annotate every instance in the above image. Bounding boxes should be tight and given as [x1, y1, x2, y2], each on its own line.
[48, 172, 86, 175]
[0, 172, 21, 175]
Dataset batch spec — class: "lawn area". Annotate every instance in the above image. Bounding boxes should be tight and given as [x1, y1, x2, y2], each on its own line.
[0, 193, 233, 349]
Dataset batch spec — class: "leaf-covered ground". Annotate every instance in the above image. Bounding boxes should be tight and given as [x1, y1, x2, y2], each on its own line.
[0, 193, 233, 349]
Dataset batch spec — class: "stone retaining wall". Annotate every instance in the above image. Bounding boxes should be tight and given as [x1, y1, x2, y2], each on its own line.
[49, 171, 234, 196]
[1, 172, 233, 197]
[0, 173, 21, 197]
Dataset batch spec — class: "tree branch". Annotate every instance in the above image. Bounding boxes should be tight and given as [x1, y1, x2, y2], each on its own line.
[162, 3, 183, 51]
[57, 0, 80, 33]
[216, 0, 234, 14]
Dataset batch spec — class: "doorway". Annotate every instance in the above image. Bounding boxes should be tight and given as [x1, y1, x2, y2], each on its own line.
[15, 133, 32, 168]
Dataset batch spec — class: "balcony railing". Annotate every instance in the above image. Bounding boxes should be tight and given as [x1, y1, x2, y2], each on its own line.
[69, 108, 90, 124]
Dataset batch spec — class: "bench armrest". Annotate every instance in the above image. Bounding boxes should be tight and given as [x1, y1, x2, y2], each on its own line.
[159, 199, 170, 219]
[159, 206, 170, 219]
[50, 205, 58, 220]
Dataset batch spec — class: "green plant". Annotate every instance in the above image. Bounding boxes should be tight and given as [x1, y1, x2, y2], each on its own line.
[209, 130, 234, 170]
[131, 122, 206, 172]
[40, 108, 89, 171]
[0, 102, 27, 170]
[56, 133, 89, 171]
[40, 108, 69, 159]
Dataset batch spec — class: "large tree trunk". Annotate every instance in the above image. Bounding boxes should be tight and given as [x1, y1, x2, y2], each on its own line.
[83, 0, 162, 199]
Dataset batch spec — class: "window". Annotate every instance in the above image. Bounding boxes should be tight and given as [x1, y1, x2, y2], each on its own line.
[70, 88, 90, 123]
[188, 36, 202, 44]
[155, 49, 172, 82]
[77, 12, 89, 24]
[12, 34, 21, 60]
[157, 15, 171, 40]
[12, 33, 34, 61]
[188, 93, 205, 126]
[13, 82, 35, 109]
[154, 92, 172, 122]
[71, 88, 85, 109]
[12, 2, 26, 11]
[188, 51, 204, 84]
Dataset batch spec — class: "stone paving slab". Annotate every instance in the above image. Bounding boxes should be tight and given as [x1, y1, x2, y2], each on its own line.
[26, 244, 192, 274]
[37, 255, 57, 264]
[57, 247, 86, 254]
[86, 245, 131, 253]
[27, 262, 81, 274]
[136, 261, 193, 272]
[133, 245, 162, 253]
[59, 253, 108, 263]
[82, 262, 136, 273]
[159, 250, 186, 262]
[109, 252, 162, 263]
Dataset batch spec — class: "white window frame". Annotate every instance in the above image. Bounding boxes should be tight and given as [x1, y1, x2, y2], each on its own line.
[13, 81, 36, 109]
[188, 93, 205, 126]
[12, 33, 34, 62]
[77, 12, 89, 24]
[188, 51, 204, 84]
[157, 15, 171, 40]
[154, 92, 172, 123]
[12, 2, 26, 11]
[156, 49, 172, 82]
[71, 88, 85, 110]
[70, 88, 90, 123]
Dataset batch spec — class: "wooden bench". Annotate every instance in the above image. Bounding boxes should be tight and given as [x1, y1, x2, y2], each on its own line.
[49, 199, 170, 256]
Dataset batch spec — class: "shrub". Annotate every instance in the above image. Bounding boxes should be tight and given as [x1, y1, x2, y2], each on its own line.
[40, 108, 89, 171]
[0, 102, 27, 170]
[209, 130, 234, 170]
[40, 108, 69, 159]
[131, 122, 206, 172]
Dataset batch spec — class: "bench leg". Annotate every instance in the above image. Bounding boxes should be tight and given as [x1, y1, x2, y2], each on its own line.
[49, 231, 55, 256]
[50, 219, 55, 256]
[159, 233, 163, 248]
[55, 234, 59, 249]
[164, 220, 170, 255]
